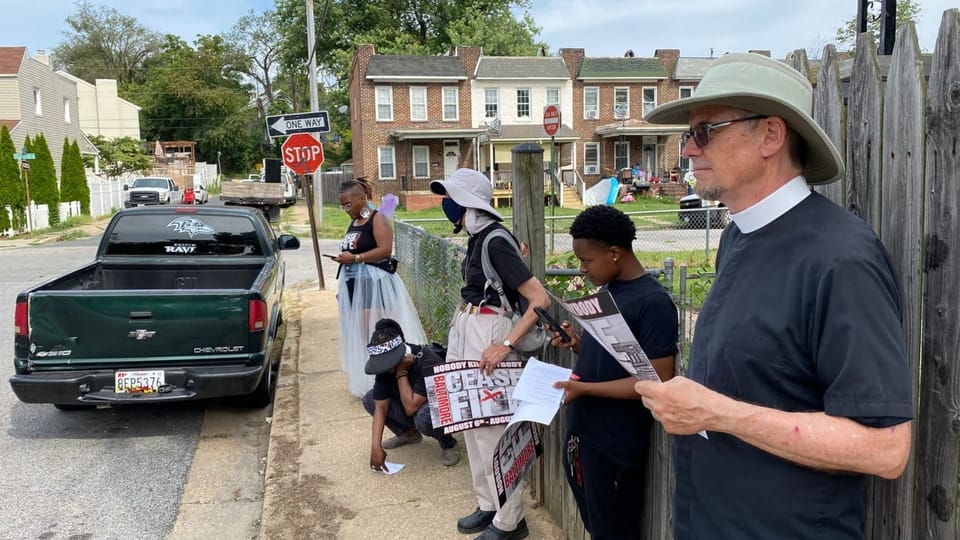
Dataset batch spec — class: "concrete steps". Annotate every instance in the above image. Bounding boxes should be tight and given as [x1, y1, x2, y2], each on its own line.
[560, 185, 583, 209]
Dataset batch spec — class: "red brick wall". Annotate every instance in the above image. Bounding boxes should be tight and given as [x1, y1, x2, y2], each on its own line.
[350, 44, 376, 181]
[399, 192, 445, 210]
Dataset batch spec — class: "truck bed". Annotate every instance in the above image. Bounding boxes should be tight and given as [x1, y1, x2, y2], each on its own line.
[43, 261, 269, 291]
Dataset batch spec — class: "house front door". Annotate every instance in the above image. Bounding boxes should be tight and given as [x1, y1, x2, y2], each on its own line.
[444, 140, 460, 178]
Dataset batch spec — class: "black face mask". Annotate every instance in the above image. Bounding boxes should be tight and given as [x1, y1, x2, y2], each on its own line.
[442, 198, 465, 234]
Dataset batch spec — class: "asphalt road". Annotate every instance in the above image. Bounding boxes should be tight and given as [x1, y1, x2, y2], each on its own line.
[0, 204, 336, 540]
[0, 237, 208, 540]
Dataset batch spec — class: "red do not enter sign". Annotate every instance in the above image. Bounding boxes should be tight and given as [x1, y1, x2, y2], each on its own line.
[542, 104, 561, 137]
[281, 132, 325, 175]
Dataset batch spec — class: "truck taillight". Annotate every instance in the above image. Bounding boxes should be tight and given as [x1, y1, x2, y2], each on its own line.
[249, 299, 267, 332]
[14, 300, 28, 336]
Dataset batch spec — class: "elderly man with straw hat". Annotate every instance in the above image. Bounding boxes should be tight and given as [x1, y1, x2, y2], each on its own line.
[635, 53, 913, 539]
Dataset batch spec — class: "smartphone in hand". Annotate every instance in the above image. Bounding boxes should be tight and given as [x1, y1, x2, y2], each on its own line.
[534, 307, 571, 343]
[322, 253, 338, 259]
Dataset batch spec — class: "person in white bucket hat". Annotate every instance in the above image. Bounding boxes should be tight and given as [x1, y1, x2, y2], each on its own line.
[635, 53, 912, 539]
[430, 168, 549, 540]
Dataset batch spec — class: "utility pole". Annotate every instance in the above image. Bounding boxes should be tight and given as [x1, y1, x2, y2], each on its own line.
[306, 0, 323, 226]
[304, 0, 325, 289]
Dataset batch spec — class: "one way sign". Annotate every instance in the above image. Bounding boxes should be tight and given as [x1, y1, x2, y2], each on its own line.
[266, 111, 331, 138]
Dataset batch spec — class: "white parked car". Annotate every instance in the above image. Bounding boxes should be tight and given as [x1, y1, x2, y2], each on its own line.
[193, 183, 209, 204]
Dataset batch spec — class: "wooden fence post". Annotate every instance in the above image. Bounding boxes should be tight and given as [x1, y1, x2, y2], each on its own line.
[865, 21, 926, 540]
[813, 45, 845, 205]
[846, 34, 884, 233]
[510, 144, 546, 282]
[917, 8, 960, 537]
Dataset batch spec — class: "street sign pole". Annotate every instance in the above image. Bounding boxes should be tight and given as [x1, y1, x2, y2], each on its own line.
[15, 149, 36, 231]
[542, 105, 561, 253]
[23, 165, 32, 231]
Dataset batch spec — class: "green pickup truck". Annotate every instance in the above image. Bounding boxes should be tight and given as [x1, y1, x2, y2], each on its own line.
[10, 205, 300, 409]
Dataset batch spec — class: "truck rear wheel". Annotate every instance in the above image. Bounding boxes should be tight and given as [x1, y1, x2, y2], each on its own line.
[239, 360, 275, 408]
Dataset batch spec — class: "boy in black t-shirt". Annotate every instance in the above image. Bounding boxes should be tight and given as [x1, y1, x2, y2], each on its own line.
[361, 319, 459, 470]
[549, 206, 678, 540]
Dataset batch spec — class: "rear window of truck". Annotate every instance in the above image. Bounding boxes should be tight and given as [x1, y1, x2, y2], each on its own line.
[103, 214, 267, 256]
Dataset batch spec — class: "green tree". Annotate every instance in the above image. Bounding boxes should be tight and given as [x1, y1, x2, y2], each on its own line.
[86, 136, 152, 179]
[52, 0, 163, 87]
[225, 9, 283, 123]
[0, 125, 25, 232]
[60, 138, 90, 215]
[135, 35, 261, 174]
[835, 0, 921, 51]
[26, 134, 61, 226]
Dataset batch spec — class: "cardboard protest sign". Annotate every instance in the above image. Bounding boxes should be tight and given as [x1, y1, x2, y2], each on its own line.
[425, 360, 524, 434]
[556, 290, 661, 381]
[492, 421, 543, 506]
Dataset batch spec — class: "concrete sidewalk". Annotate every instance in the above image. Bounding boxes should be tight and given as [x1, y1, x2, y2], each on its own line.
[258, 287, 564, 539]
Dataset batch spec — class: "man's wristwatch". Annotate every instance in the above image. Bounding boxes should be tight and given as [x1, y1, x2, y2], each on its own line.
[503, 339, 516, 351]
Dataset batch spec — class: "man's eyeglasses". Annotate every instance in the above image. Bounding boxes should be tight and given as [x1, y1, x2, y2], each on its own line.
[681, 115, 768, 148]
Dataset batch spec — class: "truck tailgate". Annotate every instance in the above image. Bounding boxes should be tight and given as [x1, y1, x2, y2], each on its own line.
[27, 291, 255, 368]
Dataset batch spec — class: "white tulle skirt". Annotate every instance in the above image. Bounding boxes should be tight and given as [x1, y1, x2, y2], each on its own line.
[336, 263, 427, 397]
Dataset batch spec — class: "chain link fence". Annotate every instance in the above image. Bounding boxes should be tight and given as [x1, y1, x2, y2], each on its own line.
[394, 210, 723, 355]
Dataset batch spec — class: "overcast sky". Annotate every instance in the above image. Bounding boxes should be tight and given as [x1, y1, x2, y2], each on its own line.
[4, 0, 955, 62]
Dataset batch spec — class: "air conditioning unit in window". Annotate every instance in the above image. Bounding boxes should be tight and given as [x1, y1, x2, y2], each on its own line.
[585, 165, 599, 175]
[586, 110, 599, 119]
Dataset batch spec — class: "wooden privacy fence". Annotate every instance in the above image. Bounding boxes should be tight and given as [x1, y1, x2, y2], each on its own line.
[526, 10, 960, 539]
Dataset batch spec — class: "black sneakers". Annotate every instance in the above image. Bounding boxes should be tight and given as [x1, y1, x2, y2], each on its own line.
[456, 507, 497, 534]
[473, 519, 529, 540]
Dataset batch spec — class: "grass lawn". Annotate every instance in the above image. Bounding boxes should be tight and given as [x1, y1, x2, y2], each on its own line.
[312, 195, 680, 239]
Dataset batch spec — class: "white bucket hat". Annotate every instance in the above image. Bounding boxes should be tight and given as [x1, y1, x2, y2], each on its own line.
[429, 168, 504, 221]
[645, 53, 844, 185]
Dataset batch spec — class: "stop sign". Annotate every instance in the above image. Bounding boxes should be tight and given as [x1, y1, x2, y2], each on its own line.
[281, 133, 325, 175]
[543, 104, 561, 137]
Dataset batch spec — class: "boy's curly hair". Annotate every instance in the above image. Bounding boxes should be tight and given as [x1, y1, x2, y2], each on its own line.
[569, 205, 636, 248]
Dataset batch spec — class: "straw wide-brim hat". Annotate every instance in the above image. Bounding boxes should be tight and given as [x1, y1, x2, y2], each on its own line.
[645, 52, 843, 185]
[430, 168, 504, 221]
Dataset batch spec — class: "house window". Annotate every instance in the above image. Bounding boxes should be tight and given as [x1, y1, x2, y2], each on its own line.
[63, 98, 71, 123]
[412, 145, 430, 178]
[378, 146, 396, 179]
[442, 87, 458, 121]
[584, 87, 599, 119]
[615, 141, 629, 171]
[516, 88, 530, 119]
[409, 87, 427, 121]
[584, 143, 600, 175]
[376, 87, 393, 121]
[679, 86, 694, 99]
[546, 87, 560, 106]
[34, 88, 42, 116]
[484, 88, 499, 119]
[642, 87, 657, 117]
[614, 87, 629, 118]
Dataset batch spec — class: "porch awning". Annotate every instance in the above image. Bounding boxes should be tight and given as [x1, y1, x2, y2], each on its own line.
[389, 128, 487, 141]
[482, 124, 580, 144]
[594, 121, 687, 138]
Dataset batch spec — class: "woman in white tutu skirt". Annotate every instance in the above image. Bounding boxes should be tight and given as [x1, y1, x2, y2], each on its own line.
[330, 178, 426, 397]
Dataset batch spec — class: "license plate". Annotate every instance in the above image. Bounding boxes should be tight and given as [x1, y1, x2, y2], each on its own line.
[114, 370, 165, 393]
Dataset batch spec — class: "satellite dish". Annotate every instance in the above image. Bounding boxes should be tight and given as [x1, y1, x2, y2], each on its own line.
[487, 117, 503, 137]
